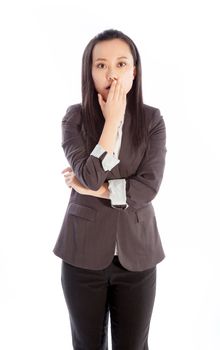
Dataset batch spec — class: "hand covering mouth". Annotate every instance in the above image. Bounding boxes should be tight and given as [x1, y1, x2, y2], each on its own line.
[105, 78, 117, 89]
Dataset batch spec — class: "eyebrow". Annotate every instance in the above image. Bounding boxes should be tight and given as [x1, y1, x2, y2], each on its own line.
[95, 56, 129, 62]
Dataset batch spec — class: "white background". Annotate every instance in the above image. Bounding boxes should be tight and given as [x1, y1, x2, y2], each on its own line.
[0, 0, 219, 349]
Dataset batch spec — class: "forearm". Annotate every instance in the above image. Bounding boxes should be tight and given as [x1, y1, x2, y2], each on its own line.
[71, 178, 110, 200]
[98, 120, 119, 154]
[87, 182, 110, 199]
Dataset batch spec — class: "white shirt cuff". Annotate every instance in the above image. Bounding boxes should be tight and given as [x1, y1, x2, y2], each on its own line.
[108, 179, 129, 209]
[90, 144, 120, 171]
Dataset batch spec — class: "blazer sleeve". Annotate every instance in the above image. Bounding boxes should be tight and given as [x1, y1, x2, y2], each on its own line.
[125, 108, 167, 210]
[61, 105, 120, 191]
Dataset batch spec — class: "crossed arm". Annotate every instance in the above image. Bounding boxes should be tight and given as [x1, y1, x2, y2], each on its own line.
[62, 166, 110, 200]
[60, 105, 166, 210]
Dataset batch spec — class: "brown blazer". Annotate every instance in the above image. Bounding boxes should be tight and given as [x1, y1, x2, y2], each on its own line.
[53, 103, 167, 271]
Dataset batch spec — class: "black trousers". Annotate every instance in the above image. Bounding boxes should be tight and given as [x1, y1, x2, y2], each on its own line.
[61, 256, 156, 350]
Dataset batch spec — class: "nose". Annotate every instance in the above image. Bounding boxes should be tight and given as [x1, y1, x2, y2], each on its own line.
[106, 70, 117, 81]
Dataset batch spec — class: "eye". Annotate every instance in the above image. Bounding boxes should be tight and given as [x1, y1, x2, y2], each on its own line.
[118, 62, 127, 67]
[96, 63, 105, 69]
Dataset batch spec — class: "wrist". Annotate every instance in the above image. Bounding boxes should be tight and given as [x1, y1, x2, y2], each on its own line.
[96, 182, 108, 195]
[105, 118, 122, 128]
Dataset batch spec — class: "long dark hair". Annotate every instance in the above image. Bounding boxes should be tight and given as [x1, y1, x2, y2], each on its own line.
[81, 29, 145, 151]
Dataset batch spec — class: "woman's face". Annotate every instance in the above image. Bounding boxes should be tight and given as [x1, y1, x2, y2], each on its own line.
[91, 39, 136, 102]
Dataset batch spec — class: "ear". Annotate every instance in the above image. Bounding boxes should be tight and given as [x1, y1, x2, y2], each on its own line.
[133, 66, 137, 80]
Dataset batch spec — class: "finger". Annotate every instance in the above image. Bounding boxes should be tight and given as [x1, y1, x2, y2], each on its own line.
[116, 77, 125, 101]
[113, 79, 121, 101]
[64, 175, 74, 180]
[63, 171, 75, 178]
[118, 79, 126, 101]
[61, 167, 73, 174]
[98, 93, 105, 111]
[66, 179, 72, 186]
[61, 167, 71, 174]
[66, 178, 72, 187]
[64, 172, 73, 177]
[107, 79, 117, 101]
[122, 90, 127, 104]
[118, 81, 125, 101]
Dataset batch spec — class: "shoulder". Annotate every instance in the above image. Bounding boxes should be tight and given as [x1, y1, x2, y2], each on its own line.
[143, 103, 161, 119]
[62, 103, 82, 125]
[143, 103, 164, 130]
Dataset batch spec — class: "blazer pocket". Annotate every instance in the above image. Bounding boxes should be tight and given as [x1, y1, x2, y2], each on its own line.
[68, 203, 97, 222]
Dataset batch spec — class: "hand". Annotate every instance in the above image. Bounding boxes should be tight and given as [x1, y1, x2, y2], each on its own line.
[61, 167, 94, 195]
[61, 167, 110, 199]
[61, 167, 85, 193]
[61, 167, 75, 188]
[98, 77, 127, 126]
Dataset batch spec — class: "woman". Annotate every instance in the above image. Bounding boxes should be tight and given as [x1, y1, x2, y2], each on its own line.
[53, 28, 167, 349]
